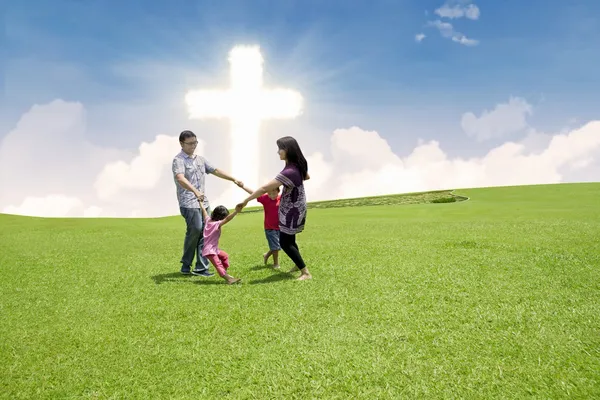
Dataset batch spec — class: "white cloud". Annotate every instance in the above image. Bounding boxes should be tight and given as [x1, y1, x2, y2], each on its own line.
[83, 206, 103, 218]
[415, 33, 426, 42]
[452, 35, 479, 46]
[331, 126, 401, 170]
[426, 20, 479, 46]
[464, 5, 481, 20]
[2, 96, 600, 219]
[302, 121, 600, 202]
[435, 2, 480, 20]
[0, 99, 131, 213]
[305, 152, 333, 193]
[2, 193, 104, 219]
[461, 97, 533, 141]
[3, 195, 84, 217]
[94, 134, 194, 200]
[569, 157, 593, 170]
[427, 20, 454, 37]
[518, 129, 554, 154]
[0, 98, 248, 218]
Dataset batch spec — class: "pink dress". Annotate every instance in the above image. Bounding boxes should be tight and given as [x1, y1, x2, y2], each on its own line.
[201, 217, 230, 277]
[202, 217, 221, 257]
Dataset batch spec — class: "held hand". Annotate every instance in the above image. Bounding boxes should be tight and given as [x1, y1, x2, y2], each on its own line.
[195, 191, 204, 201]
[234, 180, 244, 188]
[235, 202, 247, 212]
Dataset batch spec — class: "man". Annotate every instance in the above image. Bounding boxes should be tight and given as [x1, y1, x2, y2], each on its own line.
[172, 130, 244, 276]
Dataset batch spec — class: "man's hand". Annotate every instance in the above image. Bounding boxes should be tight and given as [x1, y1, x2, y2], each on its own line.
[234, 180, 244, 188]
[194, 191, 204, 201]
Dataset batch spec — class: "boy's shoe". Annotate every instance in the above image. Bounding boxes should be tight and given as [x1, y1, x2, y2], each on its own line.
[191, 269, 215, 277]
[272, 264, 280, 269]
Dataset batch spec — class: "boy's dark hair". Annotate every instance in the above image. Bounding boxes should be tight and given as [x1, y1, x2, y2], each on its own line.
[179, 130, 196, 143]
[211, 205, 230, 221]
[276, 136, 308, 179]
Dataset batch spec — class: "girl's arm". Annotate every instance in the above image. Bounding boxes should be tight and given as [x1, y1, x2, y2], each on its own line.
[219, 210, 238, 227]
[198, 200, 209, 220]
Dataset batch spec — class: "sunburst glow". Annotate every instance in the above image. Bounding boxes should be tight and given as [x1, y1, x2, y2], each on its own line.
[185, 45, 303, 201]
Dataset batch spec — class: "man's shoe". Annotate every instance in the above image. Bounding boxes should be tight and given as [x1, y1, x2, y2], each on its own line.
[191, 270, 214, 277]
[181, 267, 191, 275]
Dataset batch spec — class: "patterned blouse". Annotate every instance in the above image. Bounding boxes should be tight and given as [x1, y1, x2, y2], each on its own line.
[275, 164, 307, 235]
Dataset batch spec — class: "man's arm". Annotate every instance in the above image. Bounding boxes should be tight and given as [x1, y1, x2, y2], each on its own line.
[238, 184, 254, 195]
[236, 179, 282, 211]
[175, 174, 203, 200]
[212, 168, 243, 187]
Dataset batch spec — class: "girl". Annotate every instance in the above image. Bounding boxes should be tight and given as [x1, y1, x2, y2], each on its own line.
[236, 136, 312, 281]
[199, 201, 242, 285]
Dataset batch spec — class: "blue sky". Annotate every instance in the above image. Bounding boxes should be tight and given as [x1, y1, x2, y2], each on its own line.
[4, 0, 600, 132]
[2, 0, 600, 217]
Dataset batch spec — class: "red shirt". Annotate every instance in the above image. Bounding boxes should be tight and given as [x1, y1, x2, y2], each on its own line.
[257, 194, 280, 230]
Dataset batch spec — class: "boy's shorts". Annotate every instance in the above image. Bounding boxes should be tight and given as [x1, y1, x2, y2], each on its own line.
[265, 229, 281, 251]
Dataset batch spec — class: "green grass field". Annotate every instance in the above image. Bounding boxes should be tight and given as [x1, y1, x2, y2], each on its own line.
[1, 183, 599, 399]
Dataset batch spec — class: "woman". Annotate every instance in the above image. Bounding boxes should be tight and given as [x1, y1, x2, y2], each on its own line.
[236, 136, 312, 280]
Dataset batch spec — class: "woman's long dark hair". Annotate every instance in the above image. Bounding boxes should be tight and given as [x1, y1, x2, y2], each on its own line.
[276, 136, 308, 179]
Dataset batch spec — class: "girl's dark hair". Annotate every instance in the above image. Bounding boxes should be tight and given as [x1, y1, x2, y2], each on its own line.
[179, 130, 196, 143]
[276, 136, 308, 179]
[211, 205, 230, 221]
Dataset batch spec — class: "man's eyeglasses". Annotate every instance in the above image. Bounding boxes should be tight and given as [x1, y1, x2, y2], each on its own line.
[182, 141, 198, 146]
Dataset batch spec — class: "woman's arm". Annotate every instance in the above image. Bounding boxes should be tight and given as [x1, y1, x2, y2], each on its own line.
[219, 210, 238, 227]
[236, 179, 282, 210]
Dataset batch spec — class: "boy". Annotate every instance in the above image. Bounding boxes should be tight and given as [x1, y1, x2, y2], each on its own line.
[237, 183, 282, 268]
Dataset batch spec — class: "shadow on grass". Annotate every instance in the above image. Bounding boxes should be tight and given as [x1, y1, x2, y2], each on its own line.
[191, 270, 294, 285]
[249, 264, 278, 271]
[151, 272, 200, 285]
[151, 272, 223, 285]
[151, 267, 296, 286]
[193, 279, 229, 285]
[247, 271, 296, 285]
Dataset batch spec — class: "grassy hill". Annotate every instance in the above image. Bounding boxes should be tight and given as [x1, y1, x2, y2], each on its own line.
[239, 188, 466, 213]
[1, 183, 599, 399]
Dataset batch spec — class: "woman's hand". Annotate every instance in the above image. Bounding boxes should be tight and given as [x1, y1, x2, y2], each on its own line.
[235, 201, 248, 212]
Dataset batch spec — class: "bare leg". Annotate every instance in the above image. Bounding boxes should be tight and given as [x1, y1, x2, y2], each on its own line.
[263, 251, 273, 265]
[212, 251, 240, 284]
[272, 250, 280, 269]
[297, 267, 312, 280]
[224, 274, 241, 284]
[280, 232, 308, 278]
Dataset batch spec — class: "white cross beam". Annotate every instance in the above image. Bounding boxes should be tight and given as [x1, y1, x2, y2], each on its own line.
[185, 45, 303, 203]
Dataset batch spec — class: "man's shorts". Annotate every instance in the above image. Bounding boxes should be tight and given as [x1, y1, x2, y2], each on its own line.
[264, 229, 281, 251]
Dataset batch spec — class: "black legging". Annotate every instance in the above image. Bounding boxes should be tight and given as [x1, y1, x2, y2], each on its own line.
[280, 232, 306, 270]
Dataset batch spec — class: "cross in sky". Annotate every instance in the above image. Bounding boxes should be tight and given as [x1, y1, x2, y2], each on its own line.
[185, 45, 303, 203]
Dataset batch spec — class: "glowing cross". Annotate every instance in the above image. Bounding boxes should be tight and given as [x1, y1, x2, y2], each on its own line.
[185, 45, 303, 203]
